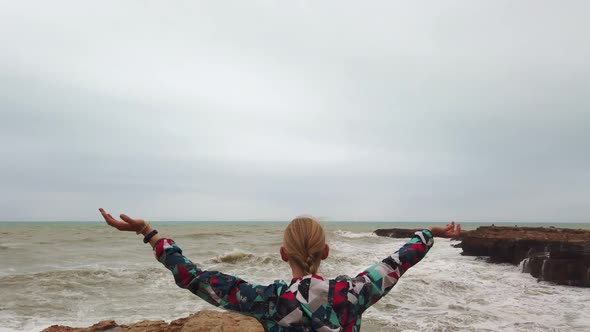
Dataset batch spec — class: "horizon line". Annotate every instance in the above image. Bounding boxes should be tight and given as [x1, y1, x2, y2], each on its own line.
[0, 220, 588, 224]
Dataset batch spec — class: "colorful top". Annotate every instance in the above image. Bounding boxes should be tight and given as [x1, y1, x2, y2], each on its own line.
[154, 229, 434, 332]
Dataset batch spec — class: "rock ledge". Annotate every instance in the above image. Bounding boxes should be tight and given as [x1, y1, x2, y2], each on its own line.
[374, 225, 590, 287]
[460, 226, 590, 286]
[41, 310, 264, 332]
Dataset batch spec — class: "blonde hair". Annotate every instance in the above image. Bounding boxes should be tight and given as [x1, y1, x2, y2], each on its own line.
[283, 216, 326, 275]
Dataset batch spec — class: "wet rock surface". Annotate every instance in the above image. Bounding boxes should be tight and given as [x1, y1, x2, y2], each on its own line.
[374, 226, 590, 287]
[41, 310, 264, 332]
[460, 226, 590, 286]
[373, 228, 422, 238]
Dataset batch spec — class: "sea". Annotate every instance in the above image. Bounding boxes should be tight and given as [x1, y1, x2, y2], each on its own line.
[1, 221, 589, 332]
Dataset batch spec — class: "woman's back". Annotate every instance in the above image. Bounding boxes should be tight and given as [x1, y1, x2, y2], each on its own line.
[154, 229, 434, 331]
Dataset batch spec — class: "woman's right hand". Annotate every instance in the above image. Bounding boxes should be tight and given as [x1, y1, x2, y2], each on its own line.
[99, 208, 147, 234]
[429, 221, 461, 238]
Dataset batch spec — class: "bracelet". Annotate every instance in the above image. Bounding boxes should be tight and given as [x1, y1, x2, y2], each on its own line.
[143, 229, 158, 243]
[136, 221, 150, 235]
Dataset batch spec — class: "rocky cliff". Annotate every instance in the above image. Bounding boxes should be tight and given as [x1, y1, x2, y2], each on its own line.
[42, 310, 264, 332]
[460, 226, 590, 287]
[374, 225, 590, 287]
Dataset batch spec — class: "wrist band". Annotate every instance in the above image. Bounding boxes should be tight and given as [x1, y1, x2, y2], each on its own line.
[136, 221, 150, 235]
[143, 229, 158, 243]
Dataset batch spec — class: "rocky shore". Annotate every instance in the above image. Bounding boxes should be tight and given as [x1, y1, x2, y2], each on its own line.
[374, 225, 590, 287]
[42, 310, 264, 332]
[373, 228, 422, 238]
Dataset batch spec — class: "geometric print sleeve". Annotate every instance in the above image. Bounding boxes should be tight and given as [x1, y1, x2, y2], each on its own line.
[153, 238, 283, 320]
[352, 229, 434, 313]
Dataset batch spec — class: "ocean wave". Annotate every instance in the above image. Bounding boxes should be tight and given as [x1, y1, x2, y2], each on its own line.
[181, 232, 235, 239]
[209, 250, 282, 265]
[0, 242, 22, 250]
[33, 237, 100, 245]
[211, 250, 255, 264]
[333, 230, 378, 239]
[0, 267, 168, 288]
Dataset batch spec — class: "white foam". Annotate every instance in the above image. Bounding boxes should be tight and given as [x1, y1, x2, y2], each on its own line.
[333, 230, 378, 239]
[2, 225, 589, 331]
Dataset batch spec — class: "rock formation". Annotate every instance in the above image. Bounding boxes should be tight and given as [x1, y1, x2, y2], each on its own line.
[373, 228, 422, 238]
[41, 310, 264, 332]
[374, 225, 590, 287]
[460, 226, 590, 287]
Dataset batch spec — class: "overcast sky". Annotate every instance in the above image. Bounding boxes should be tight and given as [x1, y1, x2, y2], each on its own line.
[1, 1, 588, 222]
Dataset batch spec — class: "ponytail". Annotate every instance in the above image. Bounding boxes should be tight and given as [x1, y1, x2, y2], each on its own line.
[283, 217, 325, 275]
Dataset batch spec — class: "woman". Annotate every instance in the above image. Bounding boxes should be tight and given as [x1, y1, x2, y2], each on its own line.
[99, 208, 460, 331]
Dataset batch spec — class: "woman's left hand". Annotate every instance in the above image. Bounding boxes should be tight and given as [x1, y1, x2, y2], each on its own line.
[429, 221, 461, 238]
[99, 208, 147, 233]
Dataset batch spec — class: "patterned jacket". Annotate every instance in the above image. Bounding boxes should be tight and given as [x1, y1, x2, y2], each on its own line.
[154, 229, 434, 331]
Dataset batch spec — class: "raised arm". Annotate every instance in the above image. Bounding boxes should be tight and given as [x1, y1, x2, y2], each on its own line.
[98, 208, 281, 320]
[352, 222, 460, 313]
[153, 237, 281, 319]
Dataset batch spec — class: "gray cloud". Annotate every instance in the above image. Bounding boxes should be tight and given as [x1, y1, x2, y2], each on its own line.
[1, 1, 589, 222]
